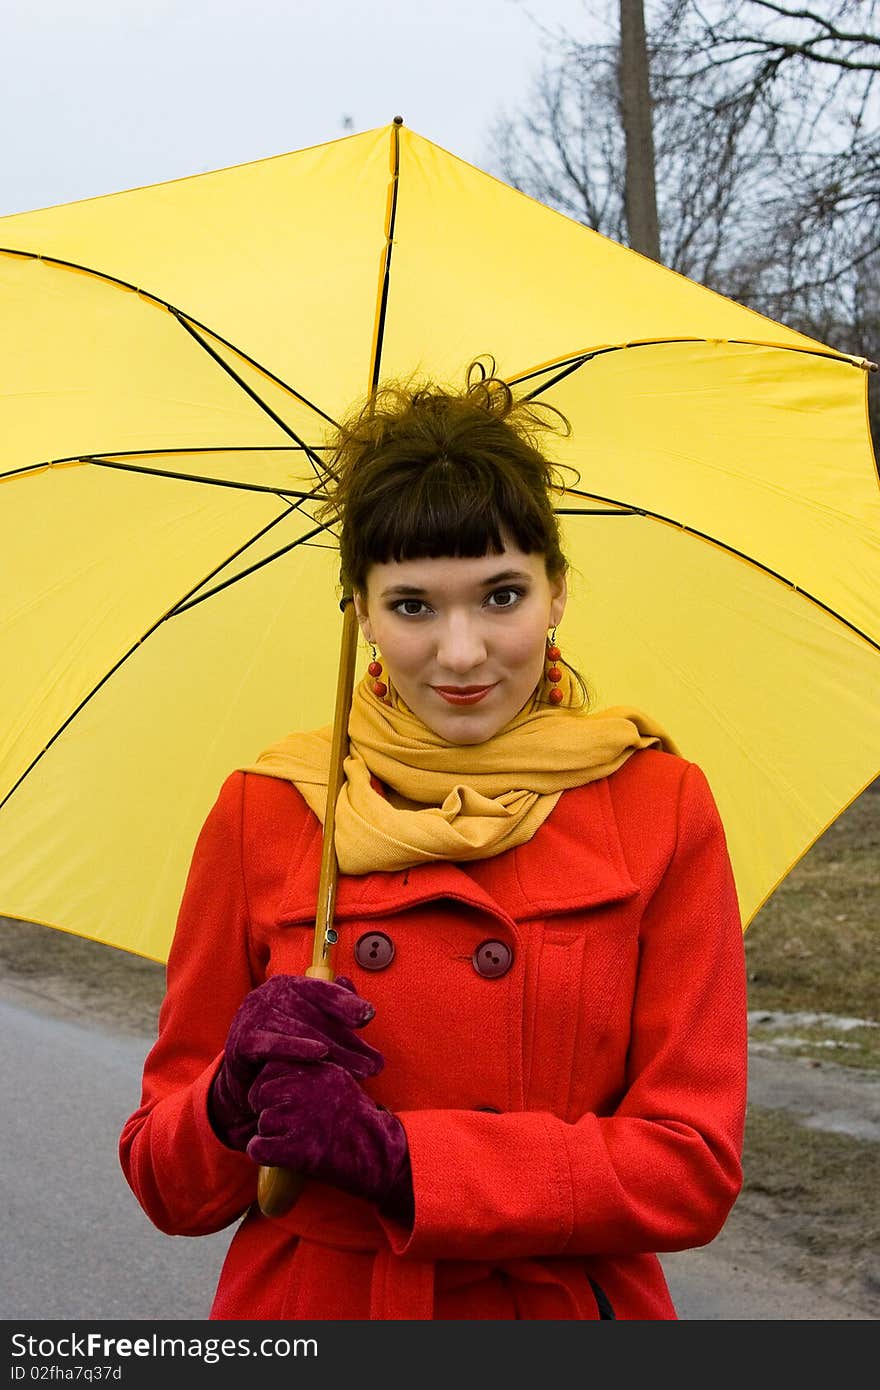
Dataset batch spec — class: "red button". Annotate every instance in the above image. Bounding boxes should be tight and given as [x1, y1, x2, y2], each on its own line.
[354, 931, 395, 971]
[472, 939, 513, 979]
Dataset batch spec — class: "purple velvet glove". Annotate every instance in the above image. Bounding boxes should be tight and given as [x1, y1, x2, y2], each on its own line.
[246, 1059, 415, 1224]
[208, 974, 383, 1150]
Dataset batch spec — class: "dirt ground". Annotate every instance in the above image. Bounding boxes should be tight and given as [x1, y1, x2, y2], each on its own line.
[1, 781, 878, 1319]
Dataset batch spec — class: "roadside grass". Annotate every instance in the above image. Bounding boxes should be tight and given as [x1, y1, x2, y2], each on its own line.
[739, 1106, 880, 1305]
[745, 781, 879, 1071]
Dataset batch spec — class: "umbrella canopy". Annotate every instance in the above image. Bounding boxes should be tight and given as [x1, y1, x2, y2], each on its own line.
[1, 120, 878, 963]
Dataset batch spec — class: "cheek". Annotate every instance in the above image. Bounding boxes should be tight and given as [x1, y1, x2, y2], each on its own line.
[511, 616, 550, 667]
[377, 627, 423, 676]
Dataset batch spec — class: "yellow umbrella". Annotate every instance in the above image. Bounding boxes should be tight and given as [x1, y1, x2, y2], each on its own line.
[1, 120, 878, 965]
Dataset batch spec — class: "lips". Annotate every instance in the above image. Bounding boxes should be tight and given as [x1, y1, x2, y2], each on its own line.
[432, 683, 497, 706]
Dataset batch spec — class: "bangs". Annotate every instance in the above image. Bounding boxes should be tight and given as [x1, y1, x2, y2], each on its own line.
[360, 462, 549, 567]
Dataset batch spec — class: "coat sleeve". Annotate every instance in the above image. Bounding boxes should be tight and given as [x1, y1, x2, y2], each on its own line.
[118, 772, 260, 1235]
[383, 760, 748, 1261]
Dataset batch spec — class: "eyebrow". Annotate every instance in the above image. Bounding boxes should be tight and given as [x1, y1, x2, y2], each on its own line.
[379, 568, 534, 598]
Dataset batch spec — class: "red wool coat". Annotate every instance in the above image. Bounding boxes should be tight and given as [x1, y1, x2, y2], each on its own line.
[119, 748, 748, 1321]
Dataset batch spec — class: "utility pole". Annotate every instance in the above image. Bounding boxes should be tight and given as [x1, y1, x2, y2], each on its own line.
[619, 0, 660, 260]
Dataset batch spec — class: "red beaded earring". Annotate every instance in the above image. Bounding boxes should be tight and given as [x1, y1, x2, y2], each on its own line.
[546, 629, 564, 705]
[368, 645, 388, 699]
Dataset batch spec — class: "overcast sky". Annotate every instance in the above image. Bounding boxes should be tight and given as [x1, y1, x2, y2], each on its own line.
[1, 0, 602, 217]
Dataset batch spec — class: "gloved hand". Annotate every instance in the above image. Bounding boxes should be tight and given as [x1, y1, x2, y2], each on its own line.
[246, 1059, 415, 1225]
[208, 974, 383, 1150]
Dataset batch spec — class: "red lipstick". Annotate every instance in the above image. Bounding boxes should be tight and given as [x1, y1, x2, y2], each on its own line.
[432, 684, 496, 705]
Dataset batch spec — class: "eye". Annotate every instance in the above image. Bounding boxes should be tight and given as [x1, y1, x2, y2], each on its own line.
[390, 598, 430, 616]
[486, 587, 525, 608]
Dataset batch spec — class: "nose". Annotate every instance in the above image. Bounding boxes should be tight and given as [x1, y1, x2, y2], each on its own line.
[436, 612, 488, 675]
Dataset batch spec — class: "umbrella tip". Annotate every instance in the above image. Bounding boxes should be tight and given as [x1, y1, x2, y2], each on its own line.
[393, 115, 404, 126]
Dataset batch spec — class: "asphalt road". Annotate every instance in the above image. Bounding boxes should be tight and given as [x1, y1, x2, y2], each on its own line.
[0, 994, 871, 1322]
[1, 998, 230, 1321]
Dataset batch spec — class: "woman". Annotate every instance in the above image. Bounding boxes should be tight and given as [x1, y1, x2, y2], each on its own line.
[119, 365, 748, 1320]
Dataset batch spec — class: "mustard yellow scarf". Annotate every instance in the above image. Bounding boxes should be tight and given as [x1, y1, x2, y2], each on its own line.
[242, 665, 679, 874]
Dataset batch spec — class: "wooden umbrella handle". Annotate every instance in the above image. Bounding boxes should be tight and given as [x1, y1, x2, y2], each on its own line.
[255, 1160, 307, 1216]
[256, 599, 359, 1219]
[256, 959, 336, 1217]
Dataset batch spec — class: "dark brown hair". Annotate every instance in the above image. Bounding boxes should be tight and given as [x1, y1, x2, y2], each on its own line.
[316, 359, 578, 596]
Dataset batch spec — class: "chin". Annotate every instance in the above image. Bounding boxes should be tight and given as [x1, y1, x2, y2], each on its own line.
[431, 712, 510, 745]
[445, 726, 495, 746]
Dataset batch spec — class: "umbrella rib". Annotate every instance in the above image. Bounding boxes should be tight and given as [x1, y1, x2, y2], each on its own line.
[168, 524, 334, 617]
[517, 353, 597, 397]
[0, 245, 342, 445]
[1, 448, 331, 501]
[170, 311, 331, 479]
[89, 456, 329, 501]
[555, 506, 640, 515]
[367, 118, 403, 394]
[559, 488, 880, 654]
[0, 508, 335, 814]
[511, 340, 875, 391]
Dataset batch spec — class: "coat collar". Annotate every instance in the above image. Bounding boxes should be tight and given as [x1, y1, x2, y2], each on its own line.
[277, 774, 638, 928]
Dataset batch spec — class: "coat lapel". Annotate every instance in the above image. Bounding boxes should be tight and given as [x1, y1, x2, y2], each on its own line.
[276, 818, 518, 929]
[462, 777, 638, 919]
[276, 774, 638, 928]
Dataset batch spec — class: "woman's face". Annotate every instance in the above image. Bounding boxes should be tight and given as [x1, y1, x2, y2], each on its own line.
[353, 537, 567, 744]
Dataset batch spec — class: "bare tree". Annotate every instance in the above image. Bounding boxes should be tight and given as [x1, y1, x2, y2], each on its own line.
[488, 0, 879, 434]
[490, 40, 627, 237]
[620, 0, 661, 258]
[677, 1, 880, 78]
[489, 3, 790, 287]
[668, 1, 880, 424]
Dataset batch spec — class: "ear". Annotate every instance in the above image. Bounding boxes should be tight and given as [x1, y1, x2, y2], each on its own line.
[352, 590, 373, 646]
[549, 570, 567, 629]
